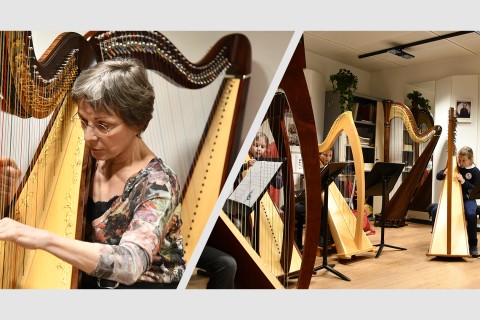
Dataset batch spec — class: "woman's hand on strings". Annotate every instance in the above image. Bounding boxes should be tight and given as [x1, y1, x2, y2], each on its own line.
[0, 157, 21, 206]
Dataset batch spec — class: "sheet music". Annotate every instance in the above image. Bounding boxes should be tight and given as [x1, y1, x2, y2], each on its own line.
[228, 160, 282, 208]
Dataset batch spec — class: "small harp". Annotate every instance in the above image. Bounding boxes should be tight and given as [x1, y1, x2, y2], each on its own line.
[381, 100, 441, 227]
[427, 107, 469, 257]
[86, 31, 252, 264]
[320, 111, 375, 259]
[0, 31, 96, 288]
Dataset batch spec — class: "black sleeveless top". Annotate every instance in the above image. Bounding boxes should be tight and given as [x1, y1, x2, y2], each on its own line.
[85, 195, 119, 223]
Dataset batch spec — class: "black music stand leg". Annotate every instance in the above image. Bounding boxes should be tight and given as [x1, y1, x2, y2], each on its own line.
[374, 177, 406, 258]
[313, 176, 350, 281]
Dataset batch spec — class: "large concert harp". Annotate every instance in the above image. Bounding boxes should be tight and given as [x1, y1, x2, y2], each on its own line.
[427, 107, 469, 257]
[381, 100, 442, 227]
[0, 31, 97, 288]
[320, 111, 375, 259]
[86, 31, 252, 264]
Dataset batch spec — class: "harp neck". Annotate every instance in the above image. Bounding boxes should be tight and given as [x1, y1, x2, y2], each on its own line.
[87, 31, 251, 89]
[383, 100, 441, 161]
[278, 36, 322, 289]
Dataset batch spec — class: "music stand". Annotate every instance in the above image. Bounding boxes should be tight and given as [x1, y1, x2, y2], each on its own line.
[365, 162, 405, 258]
[313, 162, 351, 281]
[224, 159, 283, 253]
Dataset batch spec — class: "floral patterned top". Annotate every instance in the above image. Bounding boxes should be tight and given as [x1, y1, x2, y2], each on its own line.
[84, 157, 185, 286]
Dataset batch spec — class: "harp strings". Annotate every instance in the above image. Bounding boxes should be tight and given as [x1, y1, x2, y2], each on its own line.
[0, 31, 83, 288]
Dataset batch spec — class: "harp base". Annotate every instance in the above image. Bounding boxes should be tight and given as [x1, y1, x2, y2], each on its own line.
[374, 216, 407, 228]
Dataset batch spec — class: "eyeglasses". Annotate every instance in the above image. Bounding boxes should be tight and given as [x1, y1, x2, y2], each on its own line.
[71, 112, 122, 136]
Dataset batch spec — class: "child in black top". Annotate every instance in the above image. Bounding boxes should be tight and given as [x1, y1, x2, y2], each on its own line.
[430, 146, 480, 256]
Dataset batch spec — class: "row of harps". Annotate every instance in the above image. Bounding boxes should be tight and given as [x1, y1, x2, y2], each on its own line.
[0, 31, 252, 288]
[207, 44, 450, 288]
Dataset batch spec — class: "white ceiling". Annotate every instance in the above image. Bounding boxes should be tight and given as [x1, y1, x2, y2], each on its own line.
[303, 31, 480, 73]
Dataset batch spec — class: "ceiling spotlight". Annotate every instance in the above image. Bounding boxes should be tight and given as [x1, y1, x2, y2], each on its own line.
[388, 48, 415, 59]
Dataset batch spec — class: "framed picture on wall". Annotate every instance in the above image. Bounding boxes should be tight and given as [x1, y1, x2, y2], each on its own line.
[456, 100, 472, 123]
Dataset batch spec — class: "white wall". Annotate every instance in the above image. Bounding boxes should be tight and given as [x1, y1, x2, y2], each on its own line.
[304, 69, 326, 141]
[432, 75, 479, 202]
[304, 51, 378, 142]
[305, 47, 480, 206]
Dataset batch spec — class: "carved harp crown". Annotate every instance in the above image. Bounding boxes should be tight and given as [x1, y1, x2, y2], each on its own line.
[87, 31, 252, 264]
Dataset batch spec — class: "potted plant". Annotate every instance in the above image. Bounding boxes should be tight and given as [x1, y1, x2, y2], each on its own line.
[407, 90, 431, 111]
[330, 68, 358, 113]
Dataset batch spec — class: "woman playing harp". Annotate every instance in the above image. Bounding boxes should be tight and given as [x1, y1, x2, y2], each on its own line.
[85, 31, 252, 265]
[0, 58, 185, 289]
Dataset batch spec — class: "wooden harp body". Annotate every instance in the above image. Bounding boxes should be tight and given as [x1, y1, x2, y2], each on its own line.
[86, 31, 252, 265]
[0, 31, 96, 288]
[382, 100, 441, 227]
[320, 111, 374, 259]
[427, 107, 469, 257]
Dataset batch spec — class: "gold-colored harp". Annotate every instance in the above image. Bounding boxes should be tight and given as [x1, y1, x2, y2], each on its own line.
[320, 111, 375, 259]
[0, 31, 96, 288]
[427, 107, 469, 257]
